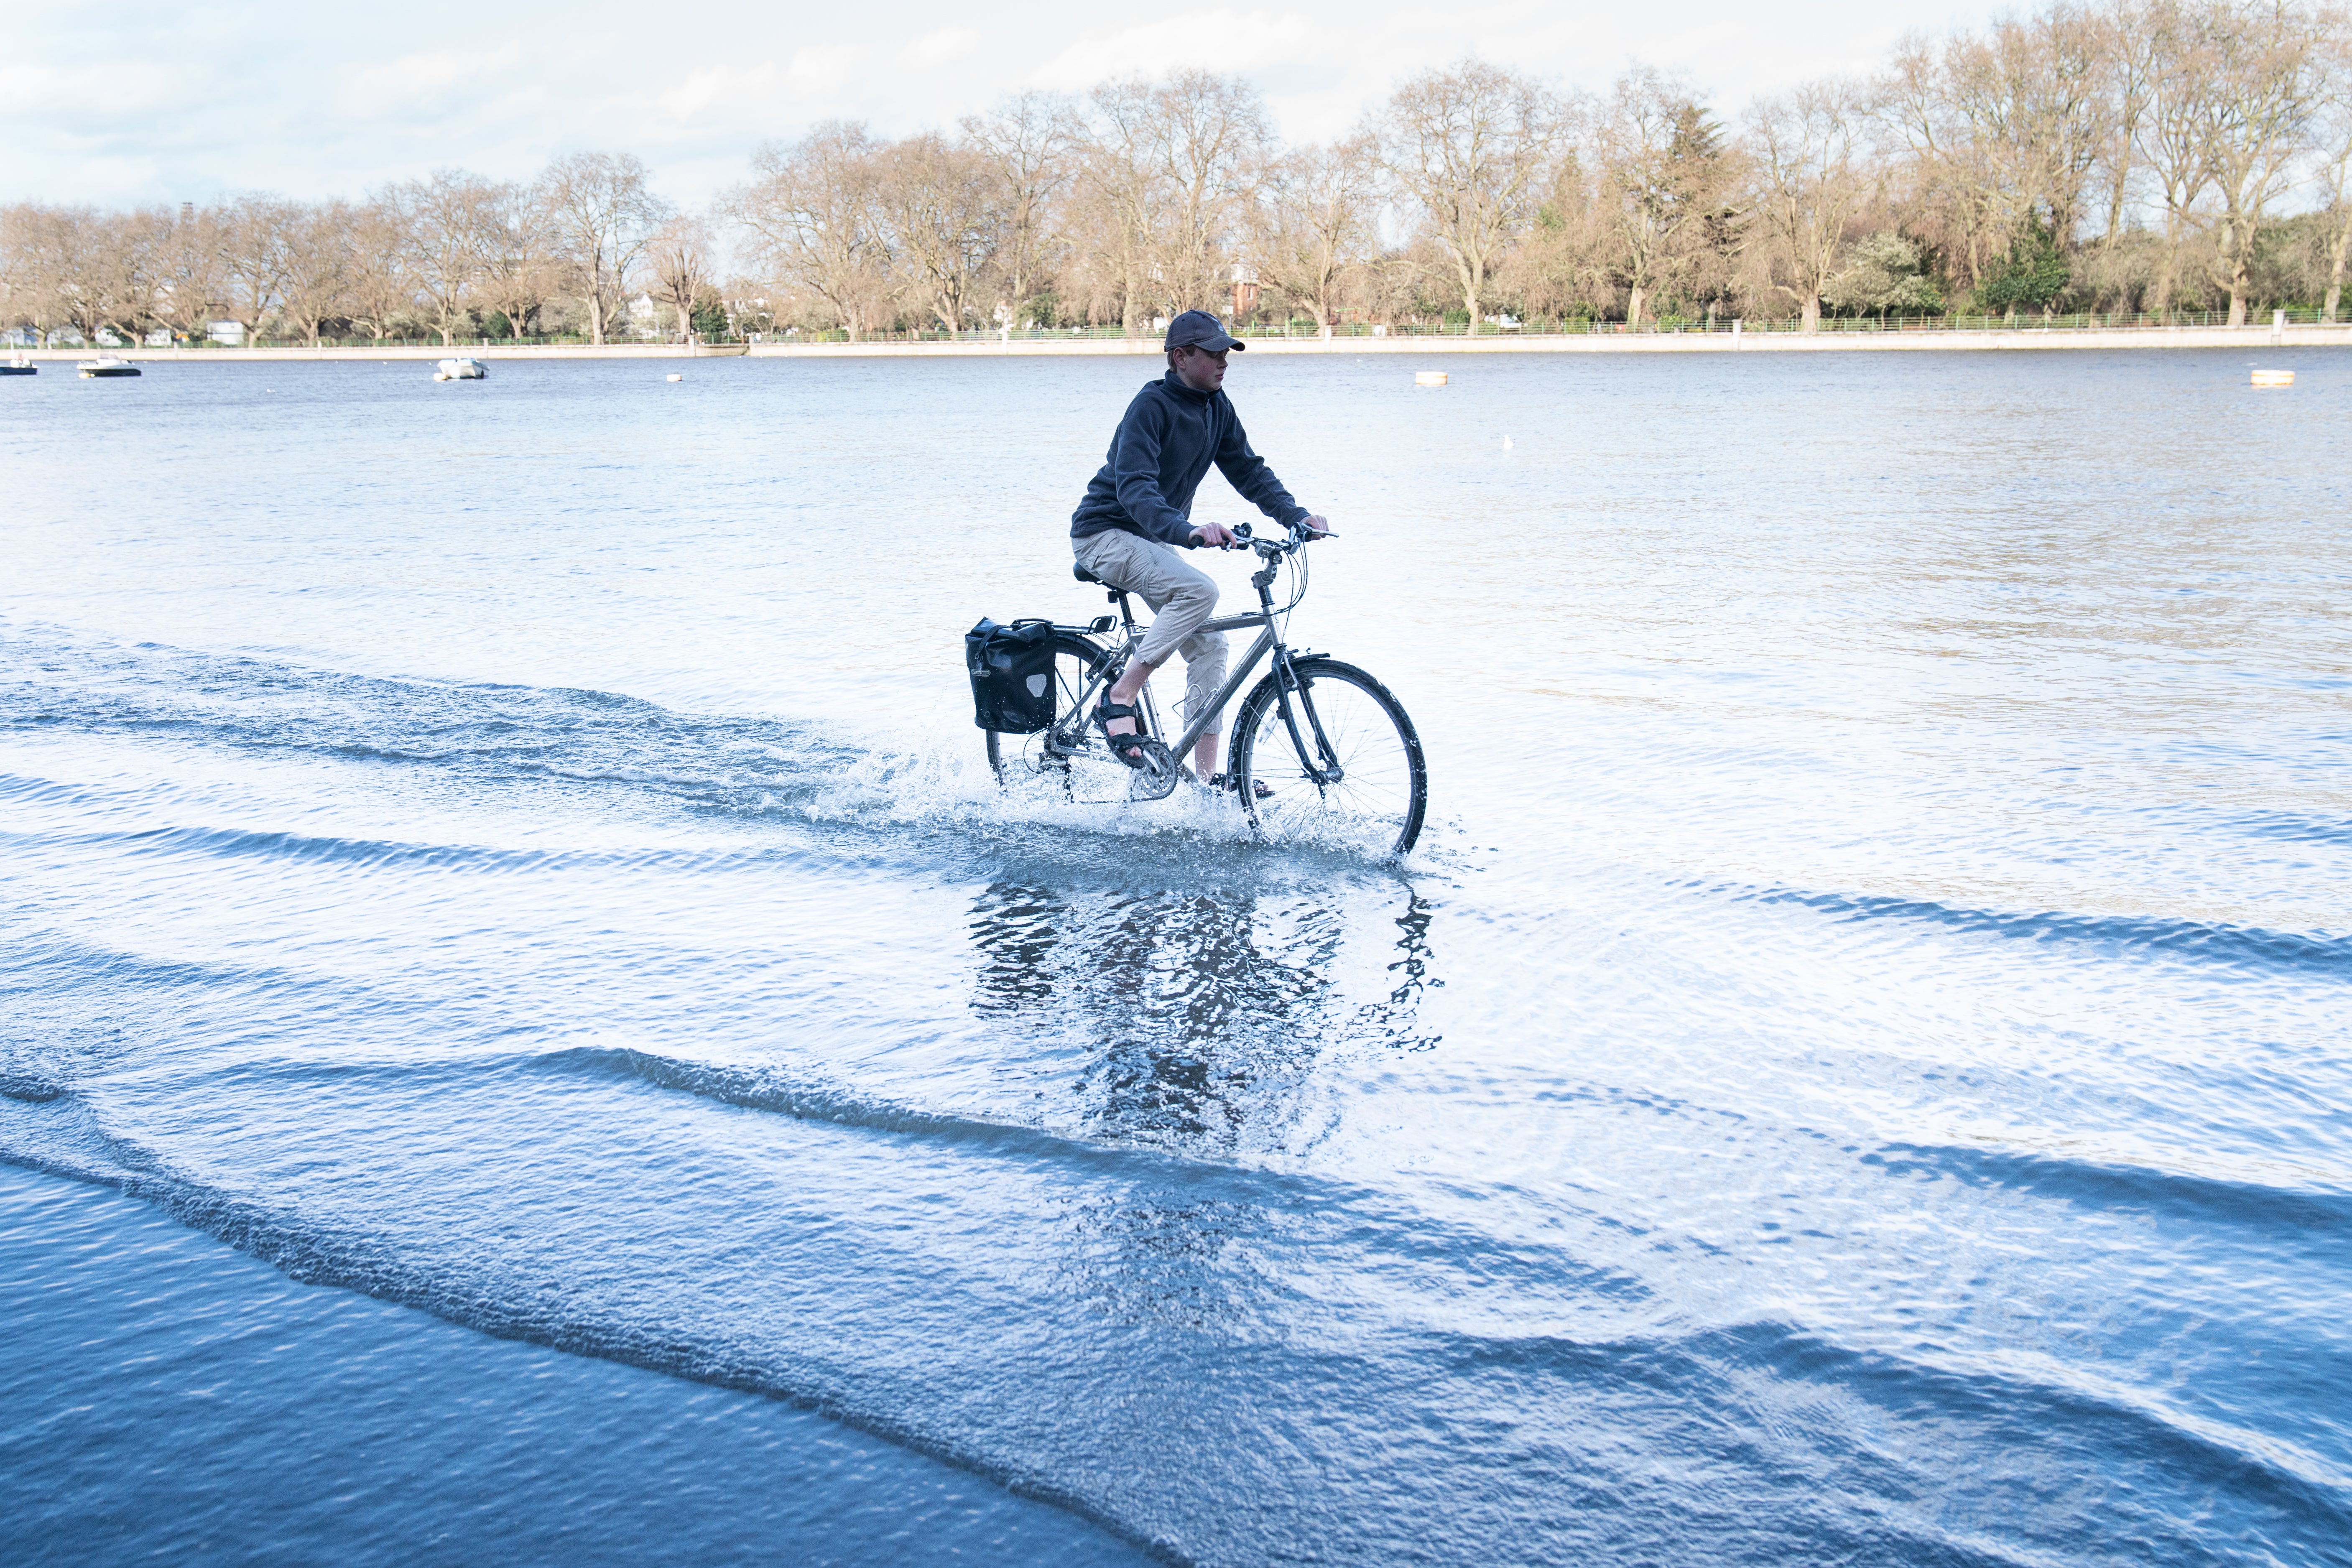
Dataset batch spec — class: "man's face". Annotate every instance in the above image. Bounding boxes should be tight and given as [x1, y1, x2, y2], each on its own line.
[1173, 345, 1228, 392]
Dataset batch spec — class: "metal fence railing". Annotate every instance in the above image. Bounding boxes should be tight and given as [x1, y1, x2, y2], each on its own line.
[752, 310, 2347, 343]
[18, 308, 2345, 354]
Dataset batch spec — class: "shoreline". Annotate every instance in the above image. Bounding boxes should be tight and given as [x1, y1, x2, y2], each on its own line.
[9, 321, 2347, 362]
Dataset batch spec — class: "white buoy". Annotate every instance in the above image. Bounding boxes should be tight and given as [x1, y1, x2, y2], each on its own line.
[666, 373, 683, 382]
[1501, 434, 1513, 449]
[2251, 368, 2293, 387]
[1415, 370, 1448, 388]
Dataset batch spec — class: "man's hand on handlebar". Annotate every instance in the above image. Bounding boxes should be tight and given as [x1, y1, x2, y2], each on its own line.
[1195, 517, 1335, 551]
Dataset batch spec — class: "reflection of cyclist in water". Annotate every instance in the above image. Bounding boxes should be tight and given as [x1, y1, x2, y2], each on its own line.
[1071, 309, 1330, 786]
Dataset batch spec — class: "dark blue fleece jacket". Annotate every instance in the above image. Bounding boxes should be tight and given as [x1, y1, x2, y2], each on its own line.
[1069, 371, 1309, 549]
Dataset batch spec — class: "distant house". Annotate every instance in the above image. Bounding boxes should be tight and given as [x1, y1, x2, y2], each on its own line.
[1230, 262, 1260, 320]
[209, 321, 244, 345]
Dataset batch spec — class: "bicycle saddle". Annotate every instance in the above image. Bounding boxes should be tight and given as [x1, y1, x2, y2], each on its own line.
[1071, 562, 1104, 585]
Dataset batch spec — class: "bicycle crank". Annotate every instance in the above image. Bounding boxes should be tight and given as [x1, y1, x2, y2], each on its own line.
[1125, 738, 1182, 801]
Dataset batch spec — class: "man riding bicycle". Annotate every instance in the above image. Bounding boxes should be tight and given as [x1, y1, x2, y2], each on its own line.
[1070, 309, 1330, 787]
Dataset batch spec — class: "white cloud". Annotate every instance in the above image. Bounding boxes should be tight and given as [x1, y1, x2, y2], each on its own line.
[344, 42, 529, 120]
[2, 0, 2013, 208]
[904, 28, 982, 68]
[1030, 9, 1318, 88]
[0, 60, 204, 122]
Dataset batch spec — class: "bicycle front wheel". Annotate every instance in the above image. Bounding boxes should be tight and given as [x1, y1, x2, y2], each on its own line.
[1230, 657, 1426, 857]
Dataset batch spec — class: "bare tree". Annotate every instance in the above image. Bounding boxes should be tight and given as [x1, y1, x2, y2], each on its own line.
[2, 207, 89, 345]
[1954, 6, 2115, 247]
[478, 184, 558, 340]
[1596, 68, 1734, 326]
[0, 206, 31, 336]
[388, 171, 505, 346]
[2097, 0, 2168, 241]
[1880, 8, 2112, 297]
[152, 204, 228, 344]
[1250, 136, 1380, 335]
[725, 123, 894, 340]
[8, 204, 166, 348]
[1882, 31, 1992, 289]
[643, 214, 716, 341]
[540, 152, 668, 345]
[1508, 147, 1609, 321]
[878, 133, 996, 332]
[1149, 71, 1273, 313]
[1377, 59, 1564, 334]
[92, 207, 169, 347]
[1074, 79, 1171, 334]
[13, 208, 83, 344]
[0, 205, 31, 340]
[2135, 0, 2219, 307]
[2316, 22, 2352, 319]
[961, 91, 1077, 326]
[2191, 0, 2328, 322]
[216, 194, 298, 345]
[1747, 79, 1876, 330]
[343, 200, 417, 343]
[278, 201, 356, 346]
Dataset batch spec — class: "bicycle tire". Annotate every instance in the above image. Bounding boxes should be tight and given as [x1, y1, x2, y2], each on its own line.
[1230, 657, 1427, 857]
[984, 630, 1120, 789]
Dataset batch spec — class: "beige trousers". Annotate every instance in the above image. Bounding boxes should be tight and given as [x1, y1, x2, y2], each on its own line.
[1073, 528, 1230, 734]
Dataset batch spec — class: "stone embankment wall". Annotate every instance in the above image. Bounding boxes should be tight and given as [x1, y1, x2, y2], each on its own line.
[12, 324, 2347, 362]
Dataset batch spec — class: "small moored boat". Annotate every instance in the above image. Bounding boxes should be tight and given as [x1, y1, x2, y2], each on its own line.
[2, 354, 35, 377]
[78, 358, 140, 378]
[433, 357, 487, 381]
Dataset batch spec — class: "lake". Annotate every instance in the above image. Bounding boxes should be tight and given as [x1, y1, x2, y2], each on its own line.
[3, 348, 2348, 1565]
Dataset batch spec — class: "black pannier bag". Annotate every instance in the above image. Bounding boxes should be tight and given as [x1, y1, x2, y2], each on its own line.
[965, 618, 1059, 732]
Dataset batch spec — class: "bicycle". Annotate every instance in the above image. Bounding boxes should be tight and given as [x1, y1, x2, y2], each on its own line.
[983, 520, 1428, 858]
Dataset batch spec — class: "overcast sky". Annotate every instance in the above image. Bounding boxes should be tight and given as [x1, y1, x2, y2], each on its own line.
[5, 0, 2002, 211]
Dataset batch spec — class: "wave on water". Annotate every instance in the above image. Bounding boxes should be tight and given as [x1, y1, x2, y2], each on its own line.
[0, 622, 1446, 879]
[1727, 882, 2350, 979]
[10, 1035, 2351, 1568]
[9, 620, 2352, 1564]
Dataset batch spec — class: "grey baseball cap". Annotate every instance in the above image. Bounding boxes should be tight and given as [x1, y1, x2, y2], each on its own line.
[1164, 309, 1246, 352]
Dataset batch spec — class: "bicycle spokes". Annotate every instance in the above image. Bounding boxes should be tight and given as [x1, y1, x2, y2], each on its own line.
[1235, 661, 1426, 857]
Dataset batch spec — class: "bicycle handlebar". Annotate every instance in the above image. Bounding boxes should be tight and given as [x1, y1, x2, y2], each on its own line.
[1228, 520, 1331, 556]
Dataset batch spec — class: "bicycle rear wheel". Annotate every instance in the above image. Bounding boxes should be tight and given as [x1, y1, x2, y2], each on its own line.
[984, 632, 1135, 800]
[1230, 657, 1426, 857]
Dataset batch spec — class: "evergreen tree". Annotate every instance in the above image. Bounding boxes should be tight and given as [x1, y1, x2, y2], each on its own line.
[1976, 207, 2069, 316]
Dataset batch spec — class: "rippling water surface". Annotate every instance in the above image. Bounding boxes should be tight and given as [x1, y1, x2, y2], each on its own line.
[4, 350, 2348, 1565]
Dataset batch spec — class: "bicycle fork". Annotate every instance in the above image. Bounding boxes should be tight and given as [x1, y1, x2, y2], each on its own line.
[1241, 559, 1342, 790]
[1268, 645, 1344, 788]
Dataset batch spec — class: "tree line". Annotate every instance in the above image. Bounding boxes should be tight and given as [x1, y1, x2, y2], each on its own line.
[6, 0, 2349, 348]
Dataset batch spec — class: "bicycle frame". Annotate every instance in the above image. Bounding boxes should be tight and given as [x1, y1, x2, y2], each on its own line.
[1051, 552, 1344, 785]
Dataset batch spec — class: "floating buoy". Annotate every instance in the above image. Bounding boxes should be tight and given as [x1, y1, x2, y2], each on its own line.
[666, 373, 683, 382]
[1414, 370, 1448, 388]
[2251, 368, 2293, 387]
[1501, 434, 1513, 450]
